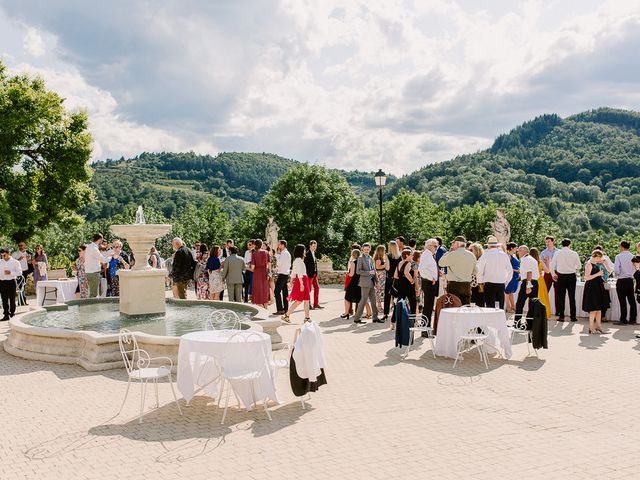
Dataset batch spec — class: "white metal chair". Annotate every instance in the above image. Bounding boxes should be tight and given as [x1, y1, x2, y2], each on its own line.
[453, 326, 489, 369]
[204, 309, 241, 331]
[16, 275, 27, 306]
[508, 315, 538, 357]
[117, 329, 183, 423]
[218, 331, 273, 424]
[403, 314, 436, 359]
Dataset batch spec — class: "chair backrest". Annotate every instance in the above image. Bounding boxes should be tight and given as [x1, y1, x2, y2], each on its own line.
[118, 328, 150, 373]
[204, 309, 241, 331]
[408, 314, 428, 329]
[220, 330, 268, 378]
[16, 275, 25, 293]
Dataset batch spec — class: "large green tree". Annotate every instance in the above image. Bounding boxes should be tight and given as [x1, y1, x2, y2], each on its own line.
[0, 62, 93, 241]
[235, 164, 367, 267]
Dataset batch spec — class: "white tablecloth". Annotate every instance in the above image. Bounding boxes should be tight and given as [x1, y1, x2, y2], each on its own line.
[36, 279, 78, 306]
[435, 307, 512, 359]
[177, 330, 277, 409]
[521, 281, 638, 321]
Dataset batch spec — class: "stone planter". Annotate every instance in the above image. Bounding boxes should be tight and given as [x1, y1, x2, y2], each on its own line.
[317, 262, 333, 272]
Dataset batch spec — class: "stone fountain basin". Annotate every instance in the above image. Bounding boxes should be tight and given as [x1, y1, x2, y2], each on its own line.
[4, 298, 284, 371]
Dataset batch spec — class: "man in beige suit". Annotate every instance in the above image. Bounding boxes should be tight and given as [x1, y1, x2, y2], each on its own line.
[222, 246, 245, 302]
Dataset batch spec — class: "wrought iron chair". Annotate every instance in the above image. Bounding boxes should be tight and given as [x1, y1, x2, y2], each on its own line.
[453, 326, 489, 369]
[508, 314, 537, 357]
[117, 329, 183, 423]
[402, 314, 436, 359]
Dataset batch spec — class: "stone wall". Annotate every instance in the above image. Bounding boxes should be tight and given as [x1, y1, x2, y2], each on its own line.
[318, 270, 346, 285]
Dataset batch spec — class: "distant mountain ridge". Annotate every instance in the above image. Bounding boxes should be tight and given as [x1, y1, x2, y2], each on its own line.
[85, 107, 640, 238]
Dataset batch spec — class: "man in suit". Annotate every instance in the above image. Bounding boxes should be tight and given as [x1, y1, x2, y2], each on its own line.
[222, 246, 245, 302]
[352, 243, 382, 324]
[304, 240, 323, 309]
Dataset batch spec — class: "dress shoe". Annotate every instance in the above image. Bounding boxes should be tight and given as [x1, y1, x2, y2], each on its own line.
[372, 318, 385, 323]
[275, 310, 285, 315]
[636, 334, 640, 339]
[613, 321, 628, 325]
[1, 317, 9, 321]
[353, 319, 365, 324]
[629, 321, 637, 325]
[557, 317, 565, 322]
[314, 305, 324, 309]
[570, 318, 577, 322]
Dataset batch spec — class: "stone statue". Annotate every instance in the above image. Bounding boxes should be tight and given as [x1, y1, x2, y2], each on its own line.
[490, 209, 510, 249]
[135, 205, 146, 224]
[265, 217, 279, 251]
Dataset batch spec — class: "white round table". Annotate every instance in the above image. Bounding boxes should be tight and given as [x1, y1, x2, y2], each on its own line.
[177, 330, 277, 409]
[435, 307, 513, 359]
[36, 278, 78, 306]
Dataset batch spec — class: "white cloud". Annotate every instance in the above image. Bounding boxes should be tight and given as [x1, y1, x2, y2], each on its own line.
[1, 0, 640, 174]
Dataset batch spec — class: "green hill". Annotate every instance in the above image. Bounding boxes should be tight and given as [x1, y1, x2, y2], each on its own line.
[82, 151, 395, 221]
[389, 108, 640, 237]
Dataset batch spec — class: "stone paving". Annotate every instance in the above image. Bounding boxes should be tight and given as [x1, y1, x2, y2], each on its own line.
[2, 286, 640, 479]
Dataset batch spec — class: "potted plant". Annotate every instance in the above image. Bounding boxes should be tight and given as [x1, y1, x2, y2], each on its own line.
[317, 254, 333, 272]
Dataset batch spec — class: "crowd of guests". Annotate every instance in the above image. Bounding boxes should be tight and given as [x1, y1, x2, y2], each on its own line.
[167, 237, 324, 322]
[338, 235, 640, 337]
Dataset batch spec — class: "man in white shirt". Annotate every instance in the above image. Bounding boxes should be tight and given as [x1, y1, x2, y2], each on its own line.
[550, 238, 582, 321]
[1, 248, 23, 320]
[477, 236, 513, 309]
[419, 239, 439, 326]
[243, 240, 255, 302]
[514, 245, 540, 323]
[274, 240, 292, 315]
[614, 240, 637, 325]
[85, 233, 112, 298]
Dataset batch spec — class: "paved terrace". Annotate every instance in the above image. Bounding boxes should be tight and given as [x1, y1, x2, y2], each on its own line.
[1, 286, 640, 480]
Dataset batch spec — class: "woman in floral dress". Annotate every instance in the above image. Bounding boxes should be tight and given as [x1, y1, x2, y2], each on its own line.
[373, 245, 387, 315]
[32, 244, 48, 288]
[196, 243, 210, 300]
[75, 245, 89, 299]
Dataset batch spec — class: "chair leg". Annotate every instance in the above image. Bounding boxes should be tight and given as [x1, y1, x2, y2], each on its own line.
[530, 332, 539, 358]
[117, 377, 132, 416]
[154, 378, 159, 408]
[481, 343, 489, 369]
[139, 380, 147, 424]
[429, 338, 436, 359]
[453, 340, 463, 369]
[263, 395, 272, 421]
[221, 381, 232, 425]
[168, 375, 183, 416]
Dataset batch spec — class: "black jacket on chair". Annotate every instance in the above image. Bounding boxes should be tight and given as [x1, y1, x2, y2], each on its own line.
[394, 299, 414, 348]
[527, 298, 548, 350]
[304, 252, 318, 278]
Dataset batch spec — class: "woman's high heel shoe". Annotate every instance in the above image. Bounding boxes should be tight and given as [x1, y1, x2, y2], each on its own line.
[340, 313, 350, 319]
[281, 314, 290, 323]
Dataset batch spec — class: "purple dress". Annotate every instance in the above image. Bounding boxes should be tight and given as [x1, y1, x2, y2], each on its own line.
[33, 253, 48, 288]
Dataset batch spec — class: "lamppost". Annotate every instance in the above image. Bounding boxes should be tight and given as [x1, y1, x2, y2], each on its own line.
[374, 169, 387, 246]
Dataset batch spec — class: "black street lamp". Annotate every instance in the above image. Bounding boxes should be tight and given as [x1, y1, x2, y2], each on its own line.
[374, 169, 387, 246]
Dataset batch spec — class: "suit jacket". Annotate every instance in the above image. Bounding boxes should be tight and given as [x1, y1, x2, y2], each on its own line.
[304, 251, 318, 277]
[222, 254, 245, 284]
[356, 254, 376, 288]
[527, 298, 548, 349]
[394, 299, 413, 347]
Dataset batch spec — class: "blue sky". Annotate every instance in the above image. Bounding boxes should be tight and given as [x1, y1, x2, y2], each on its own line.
[1, 0, 640, 174]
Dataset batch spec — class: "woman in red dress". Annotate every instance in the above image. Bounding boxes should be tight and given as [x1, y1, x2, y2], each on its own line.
[282, 244, 311, 323]
[250, 239, 270, 308]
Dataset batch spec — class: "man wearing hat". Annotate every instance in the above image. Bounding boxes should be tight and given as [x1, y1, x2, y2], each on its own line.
[439, 236, 477, 305]
[0, 248, 23, 321]
[477, 235, 513, 309]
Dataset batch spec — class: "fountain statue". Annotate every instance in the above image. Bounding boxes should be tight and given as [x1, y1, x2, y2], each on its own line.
[110, 211, 172, 316]
[490, 209, 511, 250]
[265, 216, 279, 251]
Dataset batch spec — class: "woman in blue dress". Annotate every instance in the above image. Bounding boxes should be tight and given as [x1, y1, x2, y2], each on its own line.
[504, 242, 520, 313]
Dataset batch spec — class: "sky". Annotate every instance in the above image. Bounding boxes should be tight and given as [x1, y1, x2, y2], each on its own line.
[2, 0, 640, 175]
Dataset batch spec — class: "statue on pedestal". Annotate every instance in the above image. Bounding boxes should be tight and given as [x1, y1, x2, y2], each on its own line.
[490, 208, 510, 249]
[265, 217, 279, 251]
[135, 206, 146, 224]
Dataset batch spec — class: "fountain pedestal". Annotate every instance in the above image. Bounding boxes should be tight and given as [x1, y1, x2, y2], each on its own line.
[110, 223, 172, 316]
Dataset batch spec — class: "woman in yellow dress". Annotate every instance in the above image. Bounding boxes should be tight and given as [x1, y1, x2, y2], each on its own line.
[530, 247, 551, 318]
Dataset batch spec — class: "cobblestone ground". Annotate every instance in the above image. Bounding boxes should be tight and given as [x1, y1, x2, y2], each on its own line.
[2, 286, 640, 480]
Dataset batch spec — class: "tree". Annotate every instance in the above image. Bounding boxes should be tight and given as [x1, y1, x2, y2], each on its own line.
[237, 164, 367, 268]
[0, 62, 93, 241]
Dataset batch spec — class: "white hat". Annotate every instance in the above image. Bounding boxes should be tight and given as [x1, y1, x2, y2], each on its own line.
[486, 235, 501, 247]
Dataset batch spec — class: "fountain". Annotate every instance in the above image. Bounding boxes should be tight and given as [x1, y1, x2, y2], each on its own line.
[4, 207, 284, 371]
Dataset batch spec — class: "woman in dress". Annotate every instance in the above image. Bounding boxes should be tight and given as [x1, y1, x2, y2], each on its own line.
[530, 247, 551, 318]
[250, 239, 270, 308]
[343, 243, 361, 316]
[395, 248, 417, 314]
[195, 243, 210, 300]
[582, 250, 608, 334]
[107, 240, 130, 296]
[468, 243, 485, 307]
[504, 242, 520, 313]
[412, 250, 422, 313]
[282, 244, 311, 323]
[373, 245, 387, 315]
[266, 245, 277, 305]
[32, 244, 48, 288]
[341, 249, 361, 319]
[384, 240, 401, 322]
[75, 245, 89, 299]
[206, 245, 224, 300]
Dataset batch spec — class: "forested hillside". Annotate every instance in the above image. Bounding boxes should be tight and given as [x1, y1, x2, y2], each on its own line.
[83, 151, 394, 220]
[389, 108, 640, 237]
